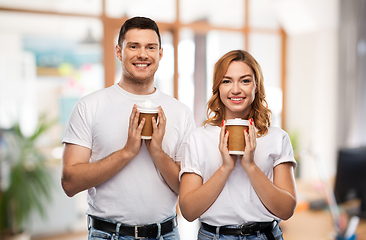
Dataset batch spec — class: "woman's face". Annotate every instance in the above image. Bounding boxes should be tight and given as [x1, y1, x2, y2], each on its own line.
[219, 61, 257, 119]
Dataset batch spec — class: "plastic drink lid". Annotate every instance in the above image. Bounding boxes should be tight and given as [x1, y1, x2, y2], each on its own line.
[226, 118, 249, 126]
[136, 100, 159, 113]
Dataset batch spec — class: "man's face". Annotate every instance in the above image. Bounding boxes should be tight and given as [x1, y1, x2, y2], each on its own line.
[116, 29, 163, 84]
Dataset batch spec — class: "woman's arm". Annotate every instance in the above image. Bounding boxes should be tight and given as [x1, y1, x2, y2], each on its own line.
[241, 119, 297, 220]
[242, 162, 297, 220]
[179, 121, 236, 222]
[179, 165, 233, 222]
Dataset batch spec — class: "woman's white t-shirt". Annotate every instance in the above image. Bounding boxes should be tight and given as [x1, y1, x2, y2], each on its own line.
[177, 125, 296, 226]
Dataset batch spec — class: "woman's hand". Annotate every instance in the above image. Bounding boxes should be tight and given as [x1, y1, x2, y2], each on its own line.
[219, 120, 237, 171]
[241, 118, 257, 169]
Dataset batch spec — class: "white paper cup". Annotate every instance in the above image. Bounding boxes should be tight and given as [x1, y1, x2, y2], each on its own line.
[226, 118, 249, 155]
[136, 100, 159, 139]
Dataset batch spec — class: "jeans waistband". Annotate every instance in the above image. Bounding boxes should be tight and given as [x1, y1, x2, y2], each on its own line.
[89, 215, 178, 239]
[201, 221, 277, 238]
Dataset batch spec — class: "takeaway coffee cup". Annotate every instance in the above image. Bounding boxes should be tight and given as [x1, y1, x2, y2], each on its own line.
[226, 118, 249, 155]
[136, 100, 159, 140]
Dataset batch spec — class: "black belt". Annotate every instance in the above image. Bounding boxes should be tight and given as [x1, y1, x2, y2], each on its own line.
[202, 221, 276, 240]
[89, 215, 178, 239]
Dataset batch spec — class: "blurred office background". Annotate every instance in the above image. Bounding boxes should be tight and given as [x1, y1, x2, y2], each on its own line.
[0, 0, 365, 239]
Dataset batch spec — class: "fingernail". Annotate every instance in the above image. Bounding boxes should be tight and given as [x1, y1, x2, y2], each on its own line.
[222, 120, 225, 127]
[225, 130, 228, 134]
[245, 129, 248, 133]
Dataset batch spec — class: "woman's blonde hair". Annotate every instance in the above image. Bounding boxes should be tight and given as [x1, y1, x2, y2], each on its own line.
[203, 50, 272, 137]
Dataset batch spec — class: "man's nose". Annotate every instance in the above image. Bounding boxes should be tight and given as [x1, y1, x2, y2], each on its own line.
[138, 48, 148, 59]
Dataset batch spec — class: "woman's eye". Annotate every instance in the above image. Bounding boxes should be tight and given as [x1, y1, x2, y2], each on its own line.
[222, 80, 230, 84]
[242, 79, 250, 83]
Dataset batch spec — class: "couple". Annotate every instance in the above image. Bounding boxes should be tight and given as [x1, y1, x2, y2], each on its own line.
[61, 16, 297, 240]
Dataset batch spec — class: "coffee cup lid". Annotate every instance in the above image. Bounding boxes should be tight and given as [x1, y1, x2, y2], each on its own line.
[136, 100, 159, 113]
[226, 118, 249, 126]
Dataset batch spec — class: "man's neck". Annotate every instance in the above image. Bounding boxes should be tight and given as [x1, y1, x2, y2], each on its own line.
[118, 78, 156, 95]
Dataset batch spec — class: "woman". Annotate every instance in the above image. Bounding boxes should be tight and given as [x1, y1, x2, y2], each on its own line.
[178, 50, 297, 240]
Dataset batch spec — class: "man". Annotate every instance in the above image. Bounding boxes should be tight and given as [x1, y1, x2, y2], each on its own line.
[61, 16, 195, 239]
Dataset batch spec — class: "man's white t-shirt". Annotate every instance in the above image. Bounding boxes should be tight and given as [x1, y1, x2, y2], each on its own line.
[178, 125, 296, 226]
[63, 84, 195, 225]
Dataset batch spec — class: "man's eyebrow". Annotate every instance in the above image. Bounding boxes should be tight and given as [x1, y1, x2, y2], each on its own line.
[126, 42, 139, 45]
[126, 42, 159, 46]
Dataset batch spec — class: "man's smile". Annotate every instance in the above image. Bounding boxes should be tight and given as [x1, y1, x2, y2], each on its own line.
[134, 63, 150, 68]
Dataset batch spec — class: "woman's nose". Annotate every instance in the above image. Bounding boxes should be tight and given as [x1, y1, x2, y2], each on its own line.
[231, 83, 241, 94]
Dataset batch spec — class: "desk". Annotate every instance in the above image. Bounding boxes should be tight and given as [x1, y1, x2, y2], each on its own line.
[280, 180, 366, 240]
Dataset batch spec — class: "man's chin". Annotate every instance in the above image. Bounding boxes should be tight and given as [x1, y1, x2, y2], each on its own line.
[130, 76, 154, 85]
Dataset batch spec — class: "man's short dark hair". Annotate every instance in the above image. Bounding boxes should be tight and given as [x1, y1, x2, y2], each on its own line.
[117, 16, 161, 48]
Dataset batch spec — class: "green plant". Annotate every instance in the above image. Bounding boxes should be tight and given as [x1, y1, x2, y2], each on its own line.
[0, 115, 55, 237]
[289, 130, 301, 178]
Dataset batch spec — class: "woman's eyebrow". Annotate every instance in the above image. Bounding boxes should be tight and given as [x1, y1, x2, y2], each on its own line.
[223, 74, 253, 79]
[240, 74, 253, 78]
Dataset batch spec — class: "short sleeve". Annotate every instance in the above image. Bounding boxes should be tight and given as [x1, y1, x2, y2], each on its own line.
[273, 131, 297, 169]
[178, 140, 203, 181]
[62, 100, 93, 149]
[174, 108, 196, 163]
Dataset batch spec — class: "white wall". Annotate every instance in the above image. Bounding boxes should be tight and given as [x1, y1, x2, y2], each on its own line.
[285, 29, 339, 180]
[275, 0, 340, 180]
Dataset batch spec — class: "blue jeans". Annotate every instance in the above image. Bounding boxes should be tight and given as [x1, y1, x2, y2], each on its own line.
[88, 214, 180, 240]
[197, 224, 284, 240]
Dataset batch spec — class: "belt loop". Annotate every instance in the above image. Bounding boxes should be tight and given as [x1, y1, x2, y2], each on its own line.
[87, 215, 91, 230]
[115, 222, 122, 240]
[156, 222, 161, 239]
[215, 226, 220, 239]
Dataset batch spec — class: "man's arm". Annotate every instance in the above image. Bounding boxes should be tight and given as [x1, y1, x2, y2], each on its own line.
[148, 148, 181, 195]
[61, 105, 144, 197]
[145, 107, 181, 194]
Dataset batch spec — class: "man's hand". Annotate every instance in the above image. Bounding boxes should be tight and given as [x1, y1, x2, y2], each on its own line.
[123, 104, 144, 159]
[145, 106, 166, 156]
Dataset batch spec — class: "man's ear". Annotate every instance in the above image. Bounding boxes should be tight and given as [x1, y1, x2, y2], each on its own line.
[159, 47, 163, 61]
[115, 45, 122, 61]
